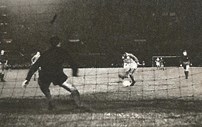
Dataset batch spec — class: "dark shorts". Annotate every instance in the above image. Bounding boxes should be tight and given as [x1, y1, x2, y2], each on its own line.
[38, 72, 68, 86]
[0, 64, 5, 71]
[183, 65, 186, 70]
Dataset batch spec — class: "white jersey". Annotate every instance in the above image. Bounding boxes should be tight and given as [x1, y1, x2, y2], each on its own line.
[155, 58, 160, 66]
[122, 53, 139, 69]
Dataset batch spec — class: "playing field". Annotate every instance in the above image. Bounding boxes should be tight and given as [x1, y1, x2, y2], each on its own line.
[1, 67, 202, 127]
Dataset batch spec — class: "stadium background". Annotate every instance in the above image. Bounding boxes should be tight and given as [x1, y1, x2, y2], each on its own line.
[0, 0, 202, 67]
[1, 1, 202, 126]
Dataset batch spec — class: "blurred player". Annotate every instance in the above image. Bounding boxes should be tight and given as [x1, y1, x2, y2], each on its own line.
[0, 50, 8, 82]
[160, 57, 165, 70]
[22, 36, 81, 110]
[180, 50, 191, 79]
[118, 52, 140, 86]
[142, 61, 145, 67]
[155, 57, 160, 69]
[31, 51, 41, 81]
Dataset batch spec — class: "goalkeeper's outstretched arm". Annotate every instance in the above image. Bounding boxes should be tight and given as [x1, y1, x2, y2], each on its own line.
[22, 59, 40, 88]
[25, 58, 41, 82]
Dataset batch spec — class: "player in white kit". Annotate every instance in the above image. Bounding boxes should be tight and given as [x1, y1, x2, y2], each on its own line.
[119, 52, 140, 86]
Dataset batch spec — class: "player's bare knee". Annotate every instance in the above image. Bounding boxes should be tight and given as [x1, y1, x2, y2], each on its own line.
[62, 81, 77, 92]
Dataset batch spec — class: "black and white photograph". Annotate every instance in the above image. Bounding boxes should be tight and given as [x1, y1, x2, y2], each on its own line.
[0, 0, 202, 126]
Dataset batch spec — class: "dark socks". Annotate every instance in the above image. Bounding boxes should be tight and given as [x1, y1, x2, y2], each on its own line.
[184, 71, 189, 79]
[129, 75, 136, 86]
[0, 73, 5, 82]
[71, 90, 81, 107]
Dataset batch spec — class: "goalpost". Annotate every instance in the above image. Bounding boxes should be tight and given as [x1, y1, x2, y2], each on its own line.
[152, 55, 181, 67]
[1, 1, 202, 126]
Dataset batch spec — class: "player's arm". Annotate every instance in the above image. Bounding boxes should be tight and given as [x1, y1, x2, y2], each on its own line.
[189, 57, 192, 66]
[22, 58, 40, 88]
[179, 56, 182, 67]
[31, 55, 36, 64]
[126, 53, 140, 64]
[26, 58, 40, 81]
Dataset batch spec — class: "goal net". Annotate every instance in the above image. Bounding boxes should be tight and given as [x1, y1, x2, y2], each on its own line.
[1, 67, 202, 126]
[1, 0, 202, 126]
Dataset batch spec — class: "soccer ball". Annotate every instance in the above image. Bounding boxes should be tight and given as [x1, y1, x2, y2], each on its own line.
[122, 80, 131, 87]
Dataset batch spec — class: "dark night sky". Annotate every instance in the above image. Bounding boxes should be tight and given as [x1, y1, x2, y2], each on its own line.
[1, 0, 202, 66]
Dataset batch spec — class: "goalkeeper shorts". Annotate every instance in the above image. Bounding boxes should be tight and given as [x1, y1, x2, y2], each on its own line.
[38, 72, 68, 86]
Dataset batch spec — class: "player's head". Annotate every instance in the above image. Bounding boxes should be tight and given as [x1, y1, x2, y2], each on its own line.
[1, 50, 5, 55]
[122, 52, 127, 59]
[183, 50, 187, 56]
[49, 36, 61, 47]
[36, 51, 40, 56]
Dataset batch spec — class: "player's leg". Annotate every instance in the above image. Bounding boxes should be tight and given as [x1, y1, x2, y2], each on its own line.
[160, 63, 164, 70]
[60, 81, 81, 107]
[53, 73, 81, 107]
[0, 64, 5, 82]
[119, 68, 130, 79]
[129, 63, 138, 86]
[185, 65, 190, 79]
[61, 81, 94, 111]
[156, 62, 160, 69]
[129, 68, 136, 86]
[33, 73, 36, 81]
[38, 79, 53, 110]
[0, 64, 2, 81]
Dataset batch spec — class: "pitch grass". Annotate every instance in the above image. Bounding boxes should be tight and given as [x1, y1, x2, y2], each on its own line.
[1, 67, 202, 126]
[1, 94, 202, 127]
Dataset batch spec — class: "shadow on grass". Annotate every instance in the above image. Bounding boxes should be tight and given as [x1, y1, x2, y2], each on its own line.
[1, 92, 202, 115]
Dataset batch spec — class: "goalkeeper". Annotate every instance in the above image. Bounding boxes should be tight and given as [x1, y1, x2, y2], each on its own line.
[22, 36, 81, 110]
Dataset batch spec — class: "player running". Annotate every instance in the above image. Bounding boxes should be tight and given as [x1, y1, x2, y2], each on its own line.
[118, 52, 140, 86]
[180, 50, 191, 79]
[0, 50, 8, 82]
[22, 36, 81, 110]
[31, 51, 41, 81]
[155, 57, 160, 69]
[160, 57, 165, 70]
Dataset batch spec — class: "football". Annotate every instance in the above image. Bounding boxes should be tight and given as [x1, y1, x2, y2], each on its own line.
[122, 80, 131, 87]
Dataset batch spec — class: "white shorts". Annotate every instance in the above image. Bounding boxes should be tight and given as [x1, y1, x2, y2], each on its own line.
[185, 65, 190, 71]
[124, 63, 138, 69]
[156, 62, 160, 67]
[124, 63, 137, 75]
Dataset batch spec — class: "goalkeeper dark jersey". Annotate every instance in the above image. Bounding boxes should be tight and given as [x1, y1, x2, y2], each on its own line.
[25, 47, 77, 82]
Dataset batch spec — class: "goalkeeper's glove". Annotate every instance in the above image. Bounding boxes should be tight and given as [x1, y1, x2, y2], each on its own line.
[22, 80, 29, 88]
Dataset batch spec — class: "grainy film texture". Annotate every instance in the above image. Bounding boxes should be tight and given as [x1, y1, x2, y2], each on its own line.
[0, 0, 202, 127]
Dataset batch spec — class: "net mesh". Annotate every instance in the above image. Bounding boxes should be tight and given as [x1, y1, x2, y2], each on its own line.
[1, 0, 202, 126]
[1, 67, 202, 126]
